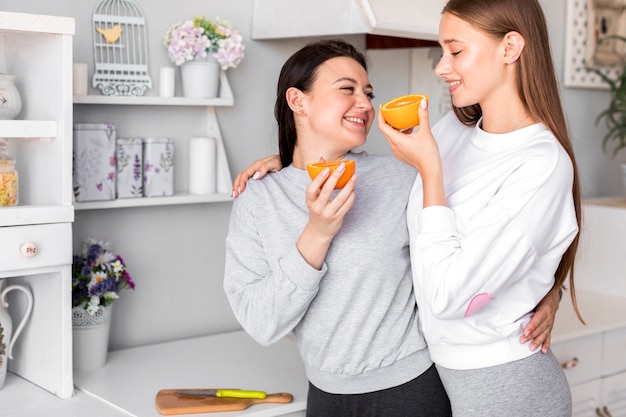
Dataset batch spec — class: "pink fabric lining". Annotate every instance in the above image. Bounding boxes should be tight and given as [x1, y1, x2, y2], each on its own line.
[464, 292, 493, 317]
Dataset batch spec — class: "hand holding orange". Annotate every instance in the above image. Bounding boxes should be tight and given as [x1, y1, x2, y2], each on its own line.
[380, 94, 428, 130]
[306, 160, 355, 189]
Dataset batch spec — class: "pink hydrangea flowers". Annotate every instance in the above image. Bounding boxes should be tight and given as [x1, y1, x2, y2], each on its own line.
[164, 16, 245, 70]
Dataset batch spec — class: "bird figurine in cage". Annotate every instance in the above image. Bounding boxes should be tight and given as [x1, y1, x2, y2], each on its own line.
[92, 0, 152, 96]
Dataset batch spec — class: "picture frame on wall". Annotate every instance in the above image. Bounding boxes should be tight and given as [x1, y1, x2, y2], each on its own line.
[585, 0, 626, 67]
[564, 0, 625, 89]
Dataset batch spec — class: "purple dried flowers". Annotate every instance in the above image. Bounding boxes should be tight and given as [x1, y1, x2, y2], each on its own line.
[72, 237, 135, 315]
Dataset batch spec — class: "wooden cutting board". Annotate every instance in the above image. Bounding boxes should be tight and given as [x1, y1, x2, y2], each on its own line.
[155, 389, 294, 415]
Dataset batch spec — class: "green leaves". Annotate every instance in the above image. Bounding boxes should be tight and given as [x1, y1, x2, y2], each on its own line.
[587, 35, 626, 158]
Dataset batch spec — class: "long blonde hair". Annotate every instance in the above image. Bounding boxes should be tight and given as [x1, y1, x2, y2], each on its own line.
[443, 0, 584, 322]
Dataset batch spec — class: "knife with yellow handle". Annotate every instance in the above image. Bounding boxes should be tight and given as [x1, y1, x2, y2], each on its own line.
[176, 389, 267, 399]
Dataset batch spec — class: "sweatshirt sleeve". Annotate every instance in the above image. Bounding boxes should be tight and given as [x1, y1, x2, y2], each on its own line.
[412, 142, 578, 320]
[223, 191, 324, 346]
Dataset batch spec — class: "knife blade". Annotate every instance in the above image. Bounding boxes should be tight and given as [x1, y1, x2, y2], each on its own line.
[176, 389, 267, 399]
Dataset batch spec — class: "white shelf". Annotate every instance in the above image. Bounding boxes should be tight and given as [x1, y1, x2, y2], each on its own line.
[0, 120, 57, 139]
[0, 11, 74, 35]
[0, 205, 74, 227]
[72, 70, 235, 210]
[74, 192, 232, 210]
[73, 71, 234, 107]
[73, 94, 234, 107]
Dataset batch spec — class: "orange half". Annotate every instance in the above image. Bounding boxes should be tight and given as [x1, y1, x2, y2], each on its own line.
[306, 160, 355, 189]
[381, 94, 428, 130]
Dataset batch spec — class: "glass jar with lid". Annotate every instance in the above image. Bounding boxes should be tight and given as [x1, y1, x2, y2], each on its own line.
[0, 139, 18, 206]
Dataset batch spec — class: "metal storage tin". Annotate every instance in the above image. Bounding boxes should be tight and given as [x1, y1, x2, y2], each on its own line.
[142, 137, 174, 197]
[116, 137, 143, 198]
[73, 123, 116, 202]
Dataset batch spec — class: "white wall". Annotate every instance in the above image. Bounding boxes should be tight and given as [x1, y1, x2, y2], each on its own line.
[2, 0, 622, 350]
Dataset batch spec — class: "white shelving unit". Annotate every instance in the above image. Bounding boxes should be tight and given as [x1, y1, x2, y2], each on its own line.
[72, 71, 234, 210]
[0, 11, 75, 400]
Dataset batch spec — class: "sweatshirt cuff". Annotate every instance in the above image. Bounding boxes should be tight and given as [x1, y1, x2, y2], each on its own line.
[279, 246, 327, 292]
[418, 205, 456, 234]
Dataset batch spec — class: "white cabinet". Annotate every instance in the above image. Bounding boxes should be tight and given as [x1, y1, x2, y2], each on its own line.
[554, 326, 626, 417]
[0, 11, 74, 399]
[251, 0, 446, 41]
[72, 71, 234, 210]
[553, 199, 626, 417]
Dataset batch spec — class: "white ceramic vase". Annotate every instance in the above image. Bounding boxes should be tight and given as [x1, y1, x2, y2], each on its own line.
[180, 57, 220, 98]
[0, 73, 22, 120]
[72, 305, 112, 371]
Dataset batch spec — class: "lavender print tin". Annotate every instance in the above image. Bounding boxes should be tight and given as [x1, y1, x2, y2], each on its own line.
[143, 137, 174, 197]
[116, 137, 143, 198]
[73, 123, 116, 201]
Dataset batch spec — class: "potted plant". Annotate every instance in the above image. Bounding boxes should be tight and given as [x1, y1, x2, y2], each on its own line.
[163, 16, 245, 98]
[72, 237, 135, 370]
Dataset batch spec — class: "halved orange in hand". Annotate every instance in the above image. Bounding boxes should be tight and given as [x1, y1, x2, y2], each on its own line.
[306, 160, 355, 189]
[381, 94, 428, 130]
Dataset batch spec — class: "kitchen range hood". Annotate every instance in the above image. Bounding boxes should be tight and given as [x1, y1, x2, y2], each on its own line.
[252, 0, 446, 41]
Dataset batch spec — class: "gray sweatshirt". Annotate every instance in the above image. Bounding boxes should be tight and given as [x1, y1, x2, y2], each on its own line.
[224, 151, 432, 394]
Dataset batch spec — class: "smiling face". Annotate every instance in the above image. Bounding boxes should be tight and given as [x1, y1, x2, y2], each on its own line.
[293, 56, 374, 163]
[434, 12, 509, 111]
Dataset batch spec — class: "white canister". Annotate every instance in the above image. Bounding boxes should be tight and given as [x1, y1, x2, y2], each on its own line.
[116, 137, 143, 198]
[188, 137, 217, 194]
[72, 63, 88, 95]
[143, 138, 174, 197]
[158, 67, 175, 98]
[73, 123, 116, 202]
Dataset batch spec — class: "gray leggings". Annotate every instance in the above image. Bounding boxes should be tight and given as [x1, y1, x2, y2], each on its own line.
[436, 350, 572, 417]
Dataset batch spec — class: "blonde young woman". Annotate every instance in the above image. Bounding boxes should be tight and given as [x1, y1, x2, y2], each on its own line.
[377, 0, 583, 415]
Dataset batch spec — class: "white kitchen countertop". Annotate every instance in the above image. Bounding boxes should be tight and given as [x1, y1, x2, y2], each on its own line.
[73, 330, 308, 417]
[553, 289, 626, 344]
[5, 289, 624, 417]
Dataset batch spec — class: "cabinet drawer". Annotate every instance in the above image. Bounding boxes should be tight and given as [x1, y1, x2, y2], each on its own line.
[603, 327, 626, 376]
[570, 379, 601, 417]
[0, 223, 71, 273]
[552, 334, 603, 386]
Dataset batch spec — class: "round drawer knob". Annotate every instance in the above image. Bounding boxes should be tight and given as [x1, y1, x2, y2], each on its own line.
[19, 241, 38, 257]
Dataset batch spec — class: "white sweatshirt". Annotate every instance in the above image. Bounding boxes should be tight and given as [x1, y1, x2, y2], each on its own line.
[407, 112, 578, 370]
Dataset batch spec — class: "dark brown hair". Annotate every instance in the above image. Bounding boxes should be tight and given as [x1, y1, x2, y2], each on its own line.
[443, 0, 583, 321]
[274, 39, 369, 167]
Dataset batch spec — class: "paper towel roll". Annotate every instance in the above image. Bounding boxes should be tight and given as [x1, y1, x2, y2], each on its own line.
[73, 63, 88, 95]
[159, 67, 175, 98]
[188, 137, 217, 194]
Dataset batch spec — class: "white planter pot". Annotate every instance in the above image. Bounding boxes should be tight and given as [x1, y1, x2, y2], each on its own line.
[72, 305, 112, 371]
[180, 58, 220, 98]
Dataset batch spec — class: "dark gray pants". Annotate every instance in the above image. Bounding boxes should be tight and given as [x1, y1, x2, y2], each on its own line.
[306, 364, 452, 417]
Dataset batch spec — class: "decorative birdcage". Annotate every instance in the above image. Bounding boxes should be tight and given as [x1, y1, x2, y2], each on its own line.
[92, 0, 152, 96]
